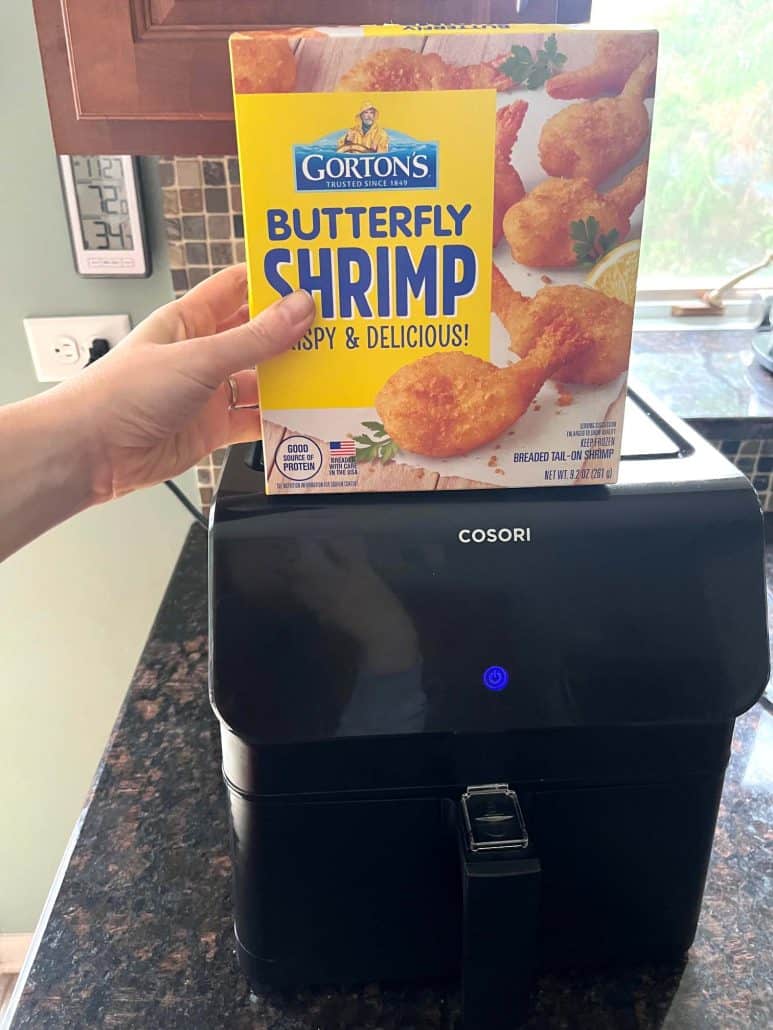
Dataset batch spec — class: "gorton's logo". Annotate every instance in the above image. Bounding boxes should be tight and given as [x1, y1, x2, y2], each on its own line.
[293, 99, 439, 193]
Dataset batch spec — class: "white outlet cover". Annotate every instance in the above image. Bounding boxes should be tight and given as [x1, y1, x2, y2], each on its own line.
[23, 314, 131, 383]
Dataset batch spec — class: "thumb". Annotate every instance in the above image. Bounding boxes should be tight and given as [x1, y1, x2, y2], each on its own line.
[176, 289, 314, 386]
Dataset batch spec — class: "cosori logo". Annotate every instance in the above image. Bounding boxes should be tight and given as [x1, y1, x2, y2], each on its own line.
[458, 528, 532, 543]
[293, 100, 438, 193]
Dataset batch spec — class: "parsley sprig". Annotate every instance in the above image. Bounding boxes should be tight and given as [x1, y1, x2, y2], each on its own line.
[498, 33, 567, 90]
[570, 218, 620, 266]
[354, 421, 399, 464]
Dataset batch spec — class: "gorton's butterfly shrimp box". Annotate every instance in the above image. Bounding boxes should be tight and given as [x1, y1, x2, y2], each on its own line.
[230, 24, 658, 494]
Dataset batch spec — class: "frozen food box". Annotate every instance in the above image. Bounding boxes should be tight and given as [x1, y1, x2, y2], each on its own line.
[230, 24, 658, 494]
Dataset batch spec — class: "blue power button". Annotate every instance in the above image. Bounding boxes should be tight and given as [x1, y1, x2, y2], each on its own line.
[483, 666, 509, 691]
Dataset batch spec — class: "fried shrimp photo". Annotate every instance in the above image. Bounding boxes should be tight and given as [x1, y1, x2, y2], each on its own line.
[493, 101, 528, 246]
[375, 319, 590, 458]
[337, 48, 448, 91]
[337, 48, 513, 93]
[230, 33, 297, 93]
[502, 162, 648, 267]
[491, 266, 633, 386]
[450, 58, 514, 91]
[539, 53, 655, 185]
[546, 33, 658, 100]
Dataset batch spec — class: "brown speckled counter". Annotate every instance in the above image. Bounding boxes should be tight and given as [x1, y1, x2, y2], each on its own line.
[8, 529, 773, 1029]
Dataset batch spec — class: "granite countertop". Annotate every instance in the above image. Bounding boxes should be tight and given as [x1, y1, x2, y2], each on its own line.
[630, 328, 773, 439]
[8, 528, 773, 1030]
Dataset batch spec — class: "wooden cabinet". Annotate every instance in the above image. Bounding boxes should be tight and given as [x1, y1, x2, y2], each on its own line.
[33, 1, 590, 155]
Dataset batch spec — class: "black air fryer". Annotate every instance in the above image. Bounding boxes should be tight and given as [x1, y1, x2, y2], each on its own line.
[209, 387, 769, 1028]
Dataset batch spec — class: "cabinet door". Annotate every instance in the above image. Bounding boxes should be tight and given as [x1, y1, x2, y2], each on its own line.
[33, 1, 588, 155]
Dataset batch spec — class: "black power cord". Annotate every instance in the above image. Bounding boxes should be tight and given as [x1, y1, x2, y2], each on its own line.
[164, 479, 208, 528]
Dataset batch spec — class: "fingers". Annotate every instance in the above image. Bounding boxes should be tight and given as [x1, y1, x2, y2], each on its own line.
[175, 264, 249, 339]
[228, 368, 259, 408]
[217, 302, 250, 334]
[194, 375, 262, 449]
[125, 265, 249, 347]
[220, 369, 261, 444]
[178, 289, 315, 387]
[226, 407, 263, 445]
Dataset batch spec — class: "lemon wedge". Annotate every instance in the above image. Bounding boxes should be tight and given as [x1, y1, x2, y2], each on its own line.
[586, 239, 641, 307]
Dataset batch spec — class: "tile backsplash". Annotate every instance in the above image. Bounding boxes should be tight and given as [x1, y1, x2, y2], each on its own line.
[160, 157, 243, 511]
[158, 156, 773, 517]
[159, 157, 244, 299]
[718, 438, 773, 513]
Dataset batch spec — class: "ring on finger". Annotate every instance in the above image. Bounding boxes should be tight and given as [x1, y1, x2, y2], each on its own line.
[226, 375, 239, 409]
[226, 374, 259, 411]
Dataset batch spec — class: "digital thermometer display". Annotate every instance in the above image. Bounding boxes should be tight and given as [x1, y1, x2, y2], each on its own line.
[59, 156, 150, 277]
[72, 156, 133, 250]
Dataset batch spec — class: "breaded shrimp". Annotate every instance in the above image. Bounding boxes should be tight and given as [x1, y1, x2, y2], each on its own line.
[230, 33, 296, 93]
[493, 101, 528, 246]
[491, 266, 633, 386]
[450, 58, 514, 91]
[547, 33, 657, 100]
[503, 162, 648, 267]
[375, 318, 590, 458]
[539, 54, 655, 185]
[337, 48, 448, 92]
[337, 48, 513, 93]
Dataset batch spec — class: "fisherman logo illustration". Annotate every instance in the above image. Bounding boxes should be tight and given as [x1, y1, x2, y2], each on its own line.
[293, 100, 439, 192]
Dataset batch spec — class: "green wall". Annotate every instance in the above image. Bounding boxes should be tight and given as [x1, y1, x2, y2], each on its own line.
[0, 3, 197, 931]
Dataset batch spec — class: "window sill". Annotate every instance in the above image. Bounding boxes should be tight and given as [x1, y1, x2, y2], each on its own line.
[633, 290, 771, 332]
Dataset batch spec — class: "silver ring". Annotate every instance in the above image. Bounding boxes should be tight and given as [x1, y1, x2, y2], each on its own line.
[226, 375, 239, 409]
[226, 374, 259, 411]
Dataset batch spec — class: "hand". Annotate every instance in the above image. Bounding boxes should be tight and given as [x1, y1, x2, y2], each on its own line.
[59, 265, 314, 501]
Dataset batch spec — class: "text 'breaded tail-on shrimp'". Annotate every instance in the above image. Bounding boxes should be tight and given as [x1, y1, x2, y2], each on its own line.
[337, 48, 514, 93]
[491, 265, 634, 386]
[539, 53, 656, 185]
[375, 319, 590, 458]
[493, 101, 528, 247]
[503, 162, 648, 267]
[546, 33, 658, 100]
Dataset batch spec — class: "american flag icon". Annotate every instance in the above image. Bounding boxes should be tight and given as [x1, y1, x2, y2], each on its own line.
[329, 440, 356, 456]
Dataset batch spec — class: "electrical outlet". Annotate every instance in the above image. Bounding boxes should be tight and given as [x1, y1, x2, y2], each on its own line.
[23, 314, 131, 383]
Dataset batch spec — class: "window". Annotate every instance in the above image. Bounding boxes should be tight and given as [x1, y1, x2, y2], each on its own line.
[591, 0, 772, 291]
